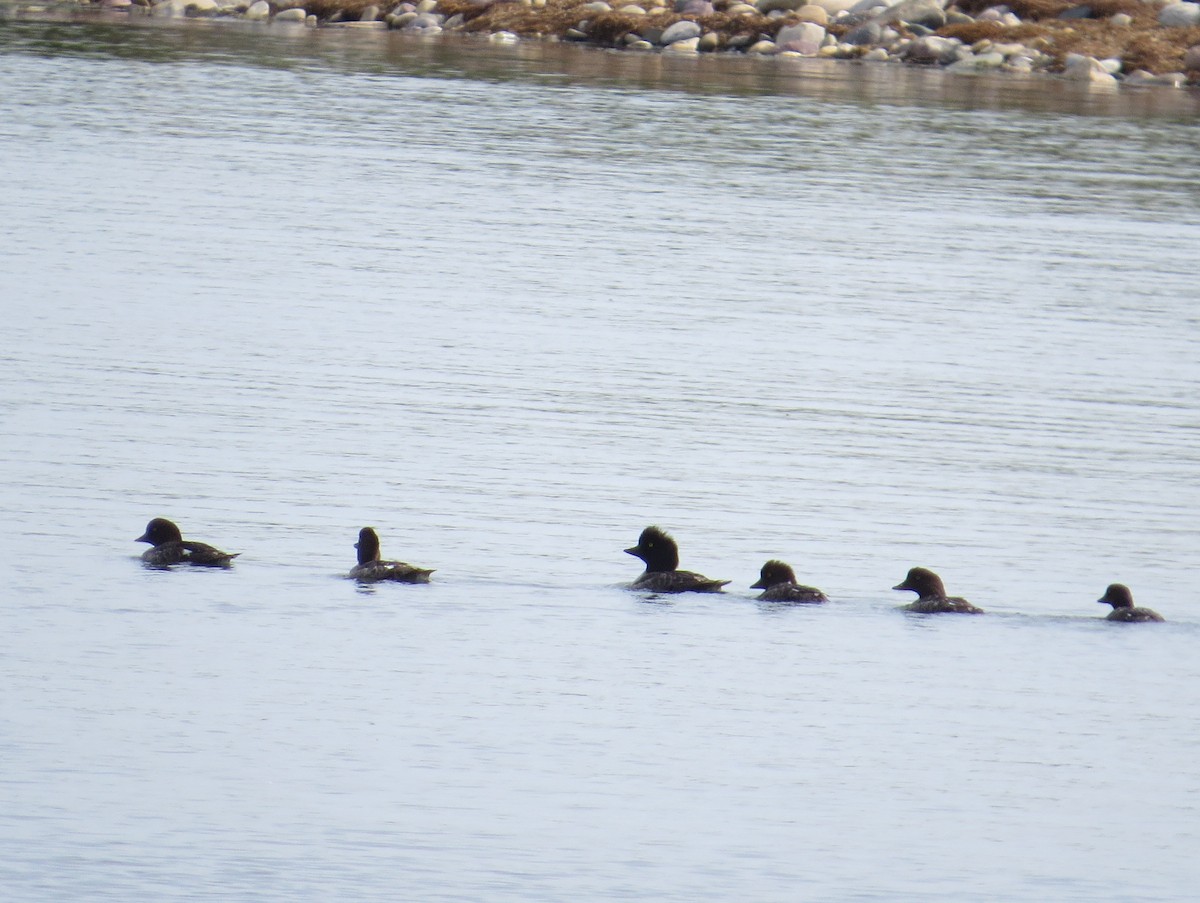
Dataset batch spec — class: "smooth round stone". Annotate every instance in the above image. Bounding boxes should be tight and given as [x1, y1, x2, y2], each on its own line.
[1109, 11, 1131, 24]
[862, 46, 890, 60]
[390, 10, 417, 26]
[275, 6, 306, 18]
[442, 11, 464, 26]
[843, 21, 881, 45]
[945, 9, 973, 23]
[579, 1, 610, 10]
[1158, 1, 1200, 25]
[676, 0, 713, 12]
[1151, 72, 1186, 86]
[1005, 55, 1034, 71]
[882, 0, 945, 27]
[904, 35, 959, 63]
[564, 26, 589, 39]
[776, 21, 825, 54]
[664, 36, 701, 52]
[807, 0, 857, 11]
[306, 12, 317, 22]
[727, 1, 757, 10]
[627, 39, 655, 50]
[660, 20, 701, 43]
[489, 29, 519, 41]
[747, 39, 778, 52]
[1062, 55, 1117, 82]
[618, 4, 646, 13]
[755, 0, 803, 11]
[698, 30, 720, 50]
[795, 3, 827, 22]
[403, 11, 442, 27]
[414, 0, 437, 10]
[244, 0, 269, 18]
[990, 41, 1027, 56]
[1099, 57, 1122, 74]
[726, 32, 756, 46]
[359, 3, 379, 18]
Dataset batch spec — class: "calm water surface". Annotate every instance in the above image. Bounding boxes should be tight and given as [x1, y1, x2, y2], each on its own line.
[2, 18, 1199, 901]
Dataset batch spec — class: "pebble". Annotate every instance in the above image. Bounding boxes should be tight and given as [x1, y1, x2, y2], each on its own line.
[698, 31, 721, 50]
[861, 46, 891, 60]
[663, 36, 702, 52]
[489, 30, 519, 41]
[1062, 54, 1117, 83]
[880, 0, 946, 29]
[904, 35, 959, 64]
[1109, 11, 1132, 25]
[794, 3, 828, 23]
[1158, 1, 1200, 25]
[842, 21, 882, 45]
[618, 3, 646, 12]
[748, 39, 778, 53]
[660, 20, 702, 44]
[244, 0, 269, 18]
[276, 6, 306, 19]
[776, 22, 826, 55]
[627, 39, 655, 50]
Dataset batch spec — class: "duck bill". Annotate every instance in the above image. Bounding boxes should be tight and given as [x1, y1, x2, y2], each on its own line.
[750, 579, 767, 589]
[892, 582, 910, 592]
[135, 532, 150, 543]
[624, 547, 642, 558]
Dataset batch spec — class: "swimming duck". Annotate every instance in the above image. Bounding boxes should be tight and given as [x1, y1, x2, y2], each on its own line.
[1097, 583, 1164, 622]
[136, 517, 239, 568]
[892, 567, 983, 614]
[624, 526, 729, 594]
[349, 527, 433, 583]
[751, 560, 828, 603]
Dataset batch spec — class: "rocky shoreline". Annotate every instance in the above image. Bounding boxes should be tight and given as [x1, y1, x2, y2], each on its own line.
[9, 0, 1200, 84]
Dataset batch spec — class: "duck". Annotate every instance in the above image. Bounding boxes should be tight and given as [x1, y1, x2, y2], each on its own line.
[136, 517, 239, 568]
[892, 567, 983, 614]
[349, 527, 434, 583]
[1097, 583, 1164, 622]
[751, 560, 828, 603]
[624, 526, 729, 594]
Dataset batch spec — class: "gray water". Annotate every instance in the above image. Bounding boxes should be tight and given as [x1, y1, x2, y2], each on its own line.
[2, 18, 1200, 901]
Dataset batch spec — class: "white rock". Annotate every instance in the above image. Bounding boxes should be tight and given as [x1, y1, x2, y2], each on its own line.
[862, 46, 890, 60]
[579, 1, 611, 10]
[660, 20, 701, 43]
[244, 0, 269, 18]
[1062, 55, 1117, 82]
[490, 29, 519, 41]
[627, 39, 655, 50]
[776, 21, 825, 54]
[1158, 1, 1200, 25]
[275, 6, 306, 18]
[617, 4, 646, 12]
[747, 39, 778, 53]
[807, 0, 858, 11]
[1099, 57, 1122, 74]
[664, 36, 701, 52]
[1109, 11, 1132, 24]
